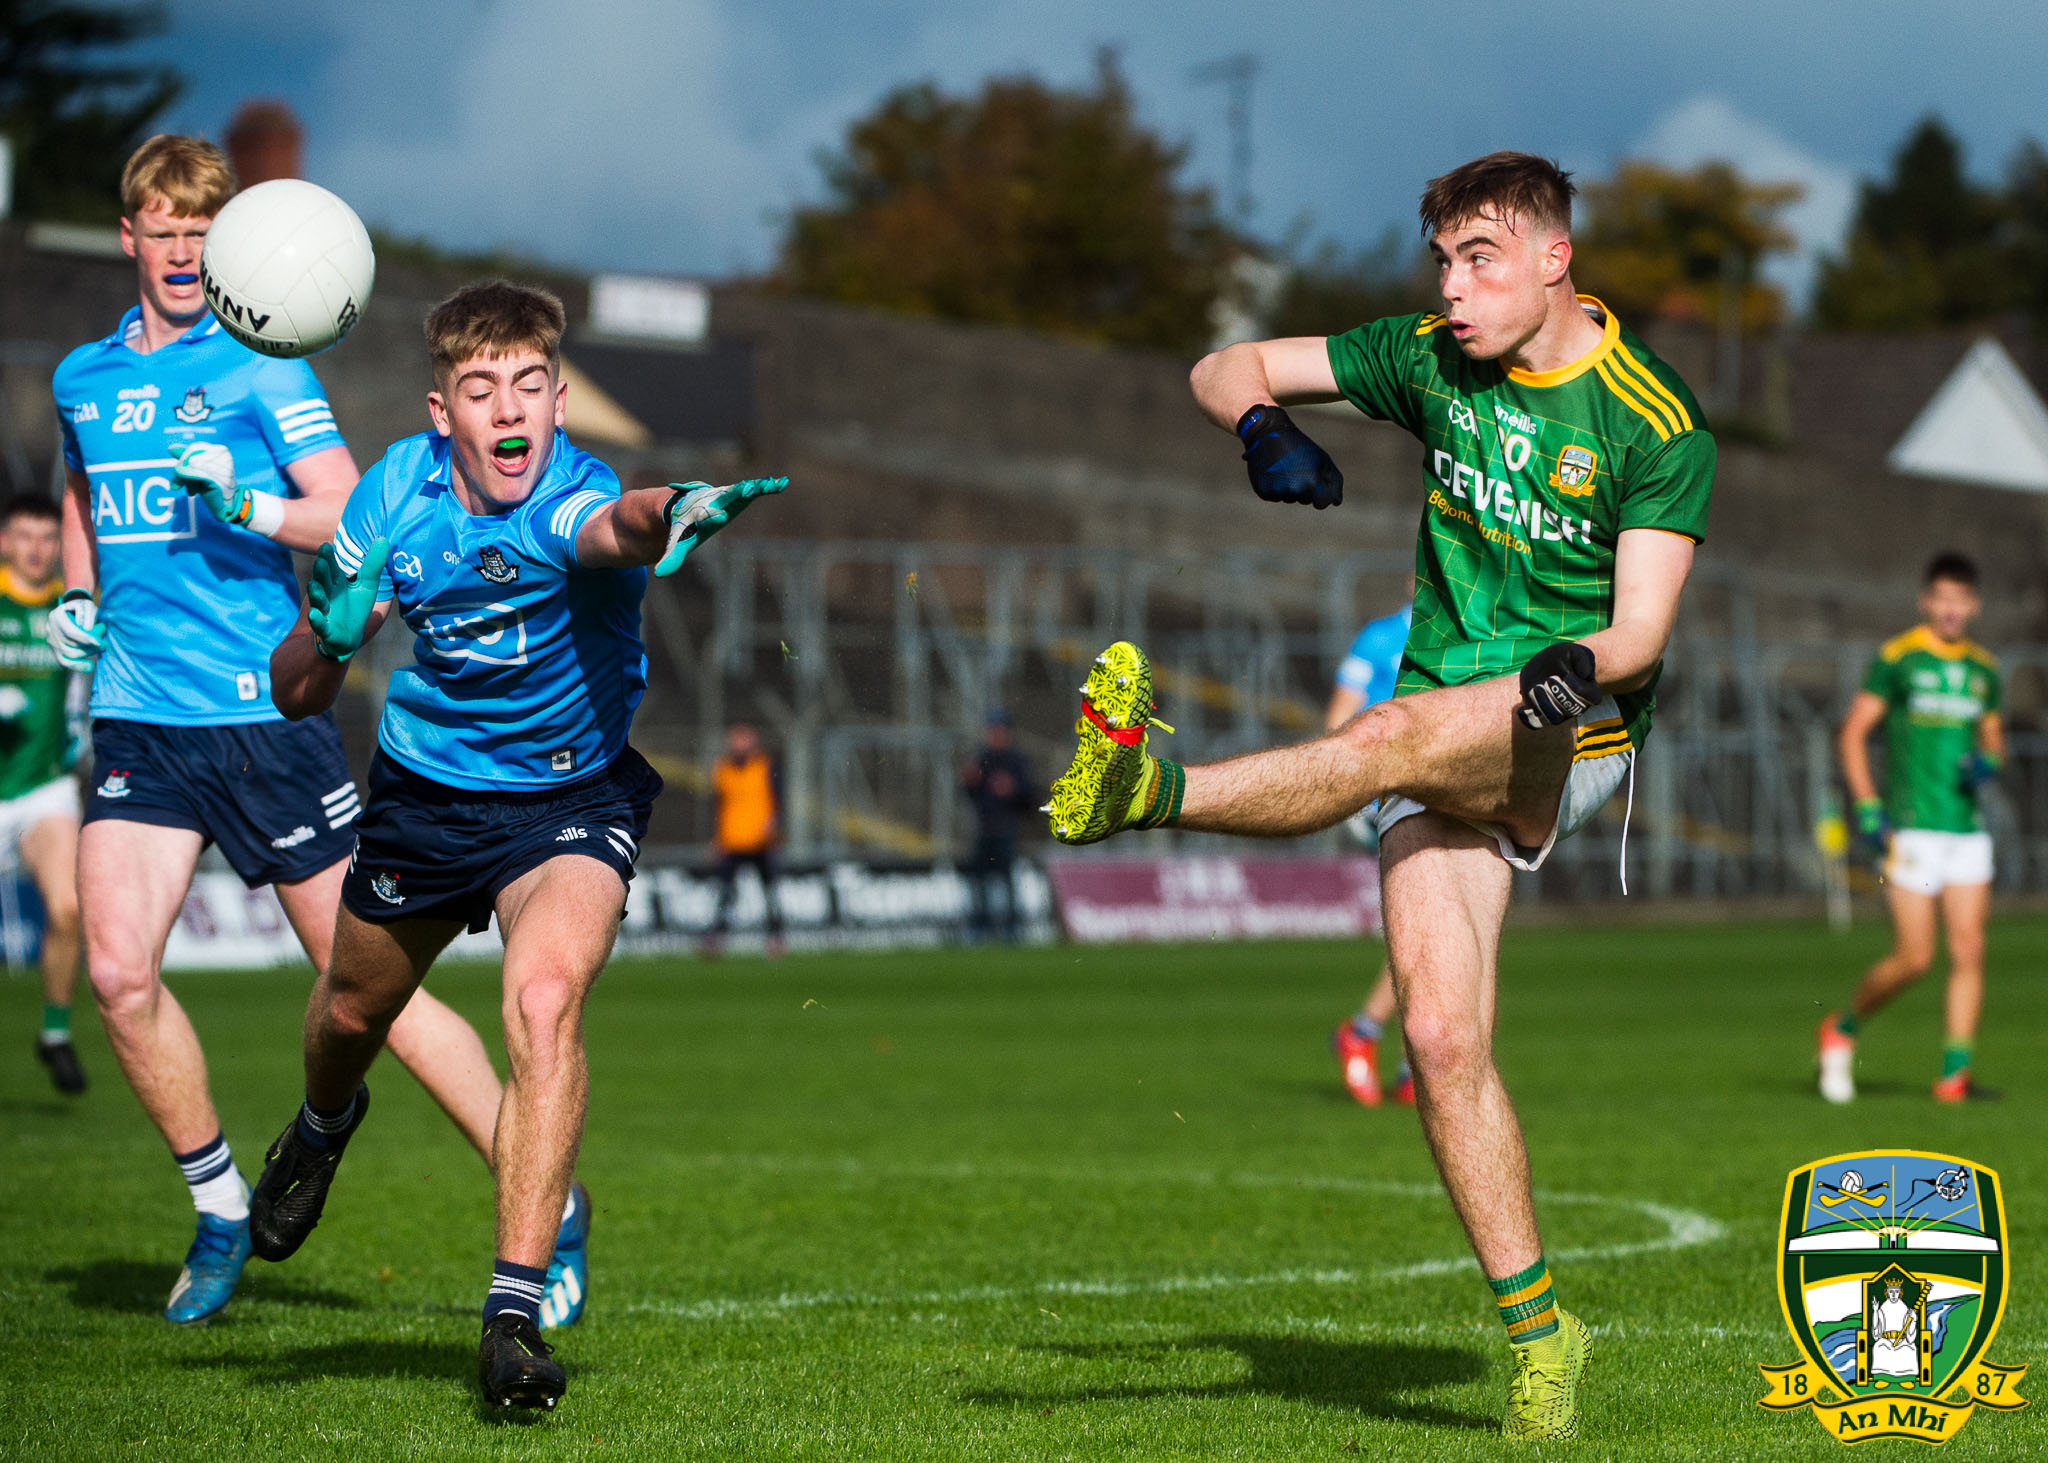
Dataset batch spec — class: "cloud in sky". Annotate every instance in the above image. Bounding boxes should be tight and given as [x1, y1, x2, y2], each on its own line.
[142, 0, 2048, 300]
[1630, 95, 1859, 307]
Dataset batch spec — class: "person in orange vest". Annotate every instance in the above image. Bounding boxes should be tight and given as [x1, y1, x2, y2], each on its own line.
[708, 722, 783, 955]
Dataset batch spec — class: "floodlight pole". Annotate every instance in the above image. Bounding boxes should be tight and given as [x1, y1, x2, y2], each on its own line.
[1190, 53, 1259, 229]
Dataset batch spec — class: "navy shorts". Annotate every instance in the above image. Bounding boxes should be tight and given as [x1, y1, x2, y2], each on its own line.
[342, 746, 663, 934]
[84, 716, 360, 888]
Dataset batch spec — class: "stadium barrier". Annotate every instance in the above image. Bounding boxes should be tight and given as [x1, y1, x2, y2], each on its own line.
[146, 860, 1062, 969]
[1044, 854, 1381, 943]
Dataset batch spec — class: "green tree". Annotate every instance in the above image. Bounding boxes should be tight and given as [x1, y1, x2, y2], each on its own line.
[777, 51, 1229, 353]
[0, 0, 181, 222]
[1571, 160, 1799, 331]
[1812, 117, 2007, 330]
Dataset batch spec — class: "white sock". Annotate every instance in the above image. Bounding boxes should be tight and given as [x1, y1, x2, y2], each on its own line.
[176, 1135, 250, 1221]
[192, 1167, 249, 1222]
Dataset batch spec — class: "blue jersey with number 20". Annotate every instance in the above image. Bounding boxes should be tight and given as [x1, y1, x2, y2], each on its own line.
[53, 308, 345, 724]
[333, 429, 648, 791]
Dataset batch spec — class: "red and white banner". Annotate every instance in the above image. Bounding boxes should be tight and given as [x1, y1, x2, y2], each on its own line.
[1045, 854, 1381, 944]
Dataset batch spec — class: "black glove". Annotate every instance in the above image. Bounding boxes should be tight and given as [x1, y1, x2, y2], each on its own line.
[1516, 643, 1600, 729]
[1235, 404, 1343, 509]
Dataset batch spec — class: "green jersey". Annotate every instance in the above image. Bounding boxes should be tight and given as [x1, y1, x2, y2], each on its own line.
[0, 569, 75, 803]
[1326, 297, 1715, 747]
[1862, 627, 1999, 834]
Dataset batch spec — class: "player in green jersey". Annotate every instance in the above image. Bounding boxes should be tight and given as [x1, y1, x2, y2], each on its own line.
[1044, 153, 1714, 1442]
[1818, 553, 2002, 1105]
[0, 495, 87, 1095]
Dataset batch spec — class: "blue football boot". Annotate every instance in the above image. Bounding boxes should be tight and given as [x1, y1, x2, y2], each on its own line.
[539, 1182, 590, 1328]
[165, 1211, 252, 1324]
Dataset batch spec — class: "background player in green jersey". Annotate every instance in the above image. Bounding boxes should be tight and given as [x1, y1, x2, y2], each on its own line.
[1044, 153, 1714, 1442]
[0, 495, 87, 1095]
[1818, 552, 2003, 1105]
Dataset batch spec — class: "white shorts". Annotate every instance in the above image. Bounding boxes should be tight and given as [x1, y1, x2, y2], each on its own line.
[0, 775, 80, 858]
[1374, 697, 1635, 873]
[1886, 830, 1993, 895]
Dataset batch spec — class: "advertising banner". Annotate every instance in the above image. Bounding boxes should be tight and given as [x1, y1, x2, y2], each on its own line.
[1044, 854, 1381, 944]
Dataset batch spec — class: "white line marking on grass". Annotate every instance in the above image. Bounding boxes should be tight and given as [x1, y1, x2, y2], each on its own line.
[624, 1156, 1729, 1325]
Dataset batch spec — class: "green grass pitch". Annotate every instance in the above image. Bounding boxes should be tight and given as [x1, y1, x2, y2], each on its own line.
[2, 917, 2042, 1459]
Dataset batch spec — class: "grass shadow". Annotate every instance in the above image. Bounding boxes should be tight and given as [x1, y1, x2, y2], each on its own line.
[179, 1338, 473, 1387]
[46, 1259, 362, 1316]
[962, 1332, 1492, 1429]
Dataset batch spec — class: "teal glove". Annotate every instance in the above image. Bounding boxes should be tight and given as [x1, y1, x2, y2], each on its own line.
[1853, 797, 1890, 862]
[307, 539, 387, 663]
[1959, 751, 2002, 793]
[654, 476, 788, 577]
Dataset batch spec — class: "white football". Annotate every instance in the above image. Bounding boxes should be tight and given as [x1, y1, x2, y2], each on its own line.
[199, 179, 375, 358]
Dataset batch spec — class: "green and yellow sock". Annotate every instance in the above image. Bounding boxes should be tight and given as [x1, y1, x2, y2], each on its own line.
[40, 1003, 70, 1045]
[1491, 1256, 1560, 1345]
[1125, 757, 1185, 829]
[1941, 1038, 1972, 1080]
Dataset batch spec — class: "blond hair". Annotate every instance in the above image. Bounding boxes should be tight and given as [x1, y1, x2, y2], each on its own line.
[424, 280, 567, 385]
[121, 134, 236, 219]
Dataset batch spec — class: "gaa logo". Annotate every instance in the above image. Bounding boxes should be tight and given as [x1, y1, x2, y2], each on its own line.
[1549, 444, 1599, 496]
[1759, 1150, 2027, 1445]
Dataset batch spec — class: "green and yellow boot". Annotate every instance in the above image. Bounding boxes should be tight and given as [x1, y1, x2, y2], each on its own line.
[1043, 641, 1179, 845]
[1503, 1307, 1592, 1441]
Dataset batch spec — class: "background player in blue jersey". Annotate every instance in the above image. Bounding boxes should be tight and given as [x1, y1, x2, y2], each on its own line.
[1327, 598, 1414, 1108]
[47, 137, 578, 1328]
[249, 281, 785, 1410]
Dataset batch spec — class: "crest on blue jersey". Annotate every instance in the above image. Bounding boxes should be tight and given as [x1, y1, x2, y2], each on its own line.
[477, 545, 518, 585]
[1759, 1149, 2027, 1444]
[173, 387, 213, 424]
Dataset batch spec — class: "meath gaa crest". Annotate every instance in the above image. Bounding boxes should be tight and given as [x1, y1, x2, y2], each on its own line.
[1760, 1150, 2026, 1444]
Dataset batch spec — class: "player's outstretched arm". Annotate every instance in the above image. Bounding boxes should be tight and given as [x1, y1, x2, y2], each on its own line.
[48, 469, 106, 672]
[176, 443, 358, 553]
[575, 478, 789, 576]
[1837, 691, 1889, 854]
[270, 541, 390, 720]
[1190, 338, 1346, 510]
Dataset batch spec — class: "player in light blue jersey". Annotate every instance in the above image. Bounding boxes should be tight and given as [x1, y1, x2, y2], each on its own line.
[47, 137, 573, 1329]
[248, 280, 786, 1410]
[1327, 599, 1415, 1107]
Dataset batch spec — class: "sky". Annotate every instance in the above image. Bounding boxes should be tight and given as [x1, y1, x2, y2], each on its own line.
[136, 0, 2048, 307]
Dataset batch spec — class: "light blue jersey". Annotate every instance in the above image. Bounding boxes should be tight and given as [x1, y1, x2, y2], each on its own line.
[53, 308, 344, 725]
[334, 429, 647, 791]
[1337, 603, 1413, 708]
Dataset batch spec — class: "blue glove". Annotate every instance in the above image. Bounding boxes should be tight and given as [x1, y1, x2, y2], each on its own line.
[1235, 404, 1343, 509]
[307, 539, 387, 663]
[1853, 797, 1891, 862]
[655, 477, 788, 577]
[46, 589, 103, 672]
[1959, 751, 2002, 793]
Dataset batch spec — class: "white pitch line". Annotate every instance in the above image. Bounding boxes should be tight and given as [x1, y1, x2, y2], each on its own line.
[623, 1157, 1729, 1325]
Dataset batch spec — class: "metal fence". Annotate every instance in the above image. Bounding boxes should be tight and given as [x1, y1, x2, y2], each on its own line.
[493, 538, 2035, 904]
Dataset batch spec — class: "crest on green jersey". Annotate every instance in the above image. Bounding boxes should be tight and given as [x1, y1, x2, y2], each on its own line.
[1759, 1150, 2027, 1445]
[1549, 444, 1598, 495]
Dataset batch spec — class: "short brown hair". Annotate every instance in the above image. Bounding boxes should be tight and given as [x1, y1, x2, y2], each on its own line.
[121, 134, 236, 219]
[1419, 152, 1575, 239]
[424, 280, 567, 385]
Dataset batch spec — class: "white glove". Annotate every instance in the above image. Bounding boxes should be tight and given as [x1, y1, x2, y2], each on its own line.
[0, 685, 27, 721]
[176, 441, 284, 536]
[47, 590, 103, 672]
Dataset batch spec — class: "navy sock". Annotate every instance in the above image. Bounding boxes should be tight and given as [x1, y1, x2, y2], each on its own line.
[1350, 1015, 1382, 1042]
[295, 1091, 359, 1153]
[484, 1259, 548, 1326]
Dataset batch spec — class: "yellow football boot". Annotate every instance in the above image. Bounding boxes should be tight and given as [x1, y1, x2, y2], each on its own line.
[1043, 641, 1177, 844]
[1502, 1308, 1593, 1441]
